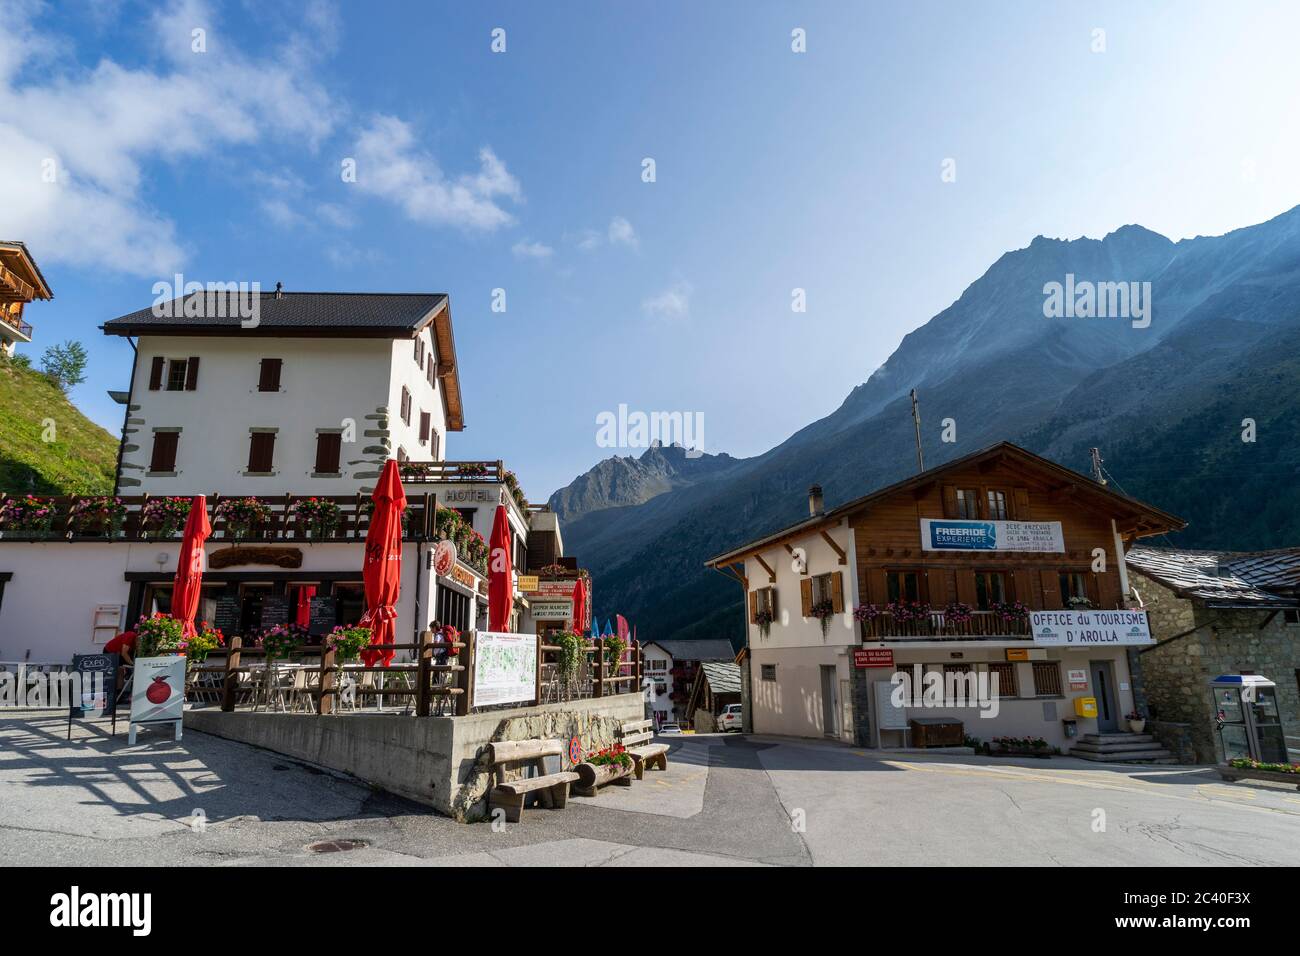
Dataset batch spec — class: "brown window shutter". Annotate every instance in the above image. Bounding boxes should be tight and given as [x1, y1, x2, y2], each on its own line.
[315, 433, 341, 474]
[1041, 571, 1063, 609]
[419, 411, 430, 443]
[148, 356, 165, 390]
[1013, 487, 1030, 520]
[942, 485, 957, 518]
[800, 578, 813, 617]
[956, 571, 978, 607]
[184, 356, 200, 390]
[149, 432, 178, 471]
[248, 433, 275, 472]
[427, 356, 434, 385]
[830, 572, 844, 613]
[258, 358, 282, 392]
[749, 590, 759, 624]
[430, 431, 440, 460]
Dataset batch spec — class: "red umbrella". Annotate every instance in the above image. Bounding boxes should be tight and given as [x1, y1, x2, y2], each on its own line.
[571, 575, 588, 635]
[295, 585, 316, 628]
[488, 503, 513, 632]
[359, 460, 407, 667]
[172, 495, 211, 637]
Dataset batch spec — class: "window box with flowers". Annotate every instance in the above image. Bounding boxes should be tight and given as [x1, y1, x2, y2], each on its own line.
[990, 735, 1055, 758]
[289, 497, 342, 539]
[990, 600, 1030, 633]
[68, 496, 127, 538]
[810, 599, 836, 637]
[941, 601, 974, 634]
[1221, 758, 1300, 789]
[0, 495, 56, 537]
[141, 496, 193, 539]
[502, 469, 529, 512]
[215, 497, 272, 540]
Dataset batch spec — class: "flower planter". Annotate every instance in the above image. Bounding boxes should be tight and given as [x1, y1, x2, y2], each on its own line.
[1218, 766, 1300, 790]
[573, 759, 634, 796]
[991, 746, 1052, 758]
[1128, 719, 1147, 734]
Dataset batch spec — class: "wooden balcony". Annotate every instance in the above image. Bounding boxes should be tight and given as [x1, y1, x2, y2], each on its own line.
[399, 460, 503, 483]
[860, 609, 1031, 641]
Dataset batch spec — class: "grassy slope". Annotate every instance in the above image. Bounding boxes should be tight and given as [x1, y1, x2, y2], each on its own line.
[0, 359, 117, 495]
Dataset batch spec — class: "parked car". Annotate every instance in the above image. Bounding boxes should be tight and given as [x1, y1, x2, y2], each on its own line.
[658, 722, 682, 735]
[717, 703, 743, 732]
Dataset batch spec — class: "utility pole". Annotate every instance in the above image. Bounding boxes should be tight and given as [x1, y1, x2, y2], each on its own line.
[1089, 447, 1106, 485]
[909, 388, 924, 473]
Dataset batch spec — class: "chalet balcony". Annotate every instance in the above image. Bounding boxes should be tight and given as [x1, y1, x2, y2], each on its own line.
[860, 609, 1031, 641]
[399, 460, 504, 483]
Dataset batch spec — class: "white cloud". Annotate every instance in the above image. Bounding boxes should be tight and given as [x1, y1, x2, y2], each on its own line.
[352, 115, 521, 231]
[575, 216, 638, 251]
[608, 215, 638, 248]
[0, 0, 341, 277]
[642, 281, 692, 320]
[512, 239, 554, 260]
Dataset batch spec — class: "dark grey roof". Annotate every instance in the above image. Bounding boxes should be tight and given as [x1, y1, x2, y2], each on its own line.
[102, 291, 447, 336]
[641, 638, 736, 662]
[698, 660, 741, 694]
[1127, 546, 1300, 609]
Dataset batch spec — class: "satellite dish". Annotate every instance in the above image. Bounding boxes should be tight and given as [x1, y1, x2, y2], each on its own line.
[433, 539, 457, 576]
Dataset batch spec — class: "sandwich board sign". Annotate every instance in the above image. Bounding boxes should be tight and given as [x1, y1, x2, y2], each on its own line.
[129, 655, 187, 745]
[67, 653, 120, 739]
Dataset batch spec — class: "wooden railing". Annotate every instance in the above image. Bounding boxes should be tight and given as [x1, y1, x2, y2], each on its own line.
[860, 610, 1031, 640]
[0, 492, 440, 543]
[190, 634, 644, 716]
[399, 460, 502, 483]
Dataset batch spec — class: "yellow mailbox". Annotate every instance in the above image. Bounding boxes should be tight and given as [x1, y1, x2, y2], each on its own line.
[1074, 697, 1098, 718]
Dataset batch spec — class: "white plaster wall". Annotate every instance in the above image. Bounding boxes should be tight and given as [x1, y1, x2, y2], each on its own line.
[750, 644, 853, 740]
[386, 329, 446, 463]
[124, 336, 394, 496]
[743, 519, 859, 651]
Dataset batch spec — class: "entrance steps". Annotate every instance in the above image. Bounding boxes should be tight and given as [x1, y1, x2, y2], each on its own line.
[1069, 733, 1178, 764]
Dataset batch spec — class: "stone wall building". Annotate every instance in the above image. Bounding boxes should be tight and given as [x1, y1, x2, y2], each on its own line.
[1128, 547, 1300, 764]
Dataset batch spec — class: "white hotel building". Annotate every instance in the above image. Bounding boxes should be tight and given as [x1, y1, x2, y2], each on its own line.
[0, 289, 575, 663]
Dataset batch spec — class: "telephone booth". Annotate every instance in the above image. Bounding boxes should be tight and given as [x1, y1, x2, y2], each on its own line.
[1209, 675, 1289, 763]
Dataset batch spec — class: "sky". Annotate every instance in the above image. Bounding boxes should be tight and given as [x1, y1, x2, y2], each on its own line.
[4, 0, 1300, 500]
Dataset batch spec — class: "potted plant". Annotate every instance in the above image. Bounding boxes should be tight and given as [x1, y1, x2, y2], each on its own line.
[990, 600, 1030, 632]
[289, 497, 341, 538]
[1067, 595, 1096, 610]
[68, 496, 127, 537]
[141, 496, 193, 538]
[0, 495, 55, 536]
[810, 598, 835, 637]
[552, 630, 584, 698]
[135, 613, 187, 658]
[1125, 709, 1147, 734]
[942, 601, 974, 633]
[256, 624, 303, 663]
[215, 496, 272, 540]
[322, 625, 371, 663]
[755, 607, 774, 638]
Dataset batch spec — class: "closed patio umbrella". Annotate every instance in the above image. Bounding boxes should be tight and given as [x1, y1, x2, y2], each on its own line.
[359, 459, 407, 667]
[488, 503, 513, 632]
[571, 575, 587, 635]
[172, 496, 211, 637]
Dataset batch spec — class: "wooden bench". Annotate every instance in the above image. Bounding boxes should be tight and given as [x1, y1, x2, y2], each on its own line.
[620, 719, 669, 780]
[487, 739, 580, 823]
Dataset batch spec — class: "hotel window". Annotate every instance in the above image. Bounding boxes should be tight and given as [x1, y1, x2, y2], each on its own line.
[454, 508, 476, 525]
[1059, 572, 1089, 606]
[943, 662, 977, 704]
[955, 488, 980, 519]
[886, 570, 923, 603]
[258, 358, 283, 392]
[810, 571, 843, 612]
[247, 431, 276, 473]
[761, 664, 777, 681]
[986, 489, 1008, 520]
[1032, 661, 1063, 697]
[314, 432, 342, 475]
[987, 662, 1018, 698]
[149, 430, 179, 473]
[750, 586, 776, 623]
[973, 571, 1007, 610]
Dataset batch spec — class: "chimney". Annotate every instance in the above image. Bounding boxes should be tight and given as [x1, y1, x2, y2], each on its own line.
[274, 281, 283, 300]
[808, 484, 824, 517]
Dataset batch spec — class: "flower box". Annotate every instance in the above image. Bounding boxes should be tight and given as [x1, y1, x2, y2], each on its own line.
[1218, 765, 1300, 790]
[573, 759, 634, 796]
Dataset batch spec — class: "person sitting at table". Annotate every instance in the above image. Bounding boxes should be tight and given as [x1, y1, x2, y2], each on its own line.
[103, 628, 137, 694]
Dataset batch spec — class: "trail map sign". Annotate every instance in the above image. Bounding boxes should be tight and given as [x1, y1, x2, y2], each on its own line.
[472, 631, 537, 707]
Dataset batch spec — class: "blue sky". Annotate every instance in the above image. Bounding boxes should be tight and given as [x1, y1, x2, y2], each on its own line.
[5, 0, 1300, 499]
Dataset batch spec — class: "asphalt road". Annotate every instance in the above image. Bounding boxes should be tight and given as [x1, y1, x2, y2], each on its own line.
[3, 711, 1298, 866]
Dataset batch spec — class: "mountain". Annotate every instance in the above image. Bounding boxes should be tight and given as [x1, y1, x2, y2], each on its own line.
[0, 357, 117, 495]
[555, 205, 1300, 646]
